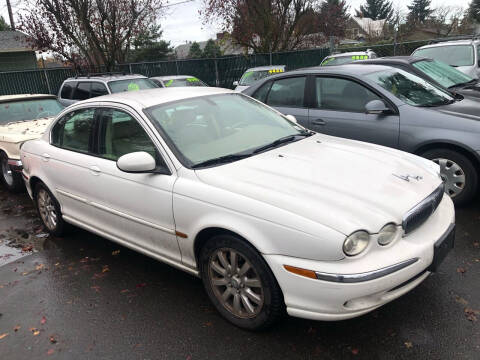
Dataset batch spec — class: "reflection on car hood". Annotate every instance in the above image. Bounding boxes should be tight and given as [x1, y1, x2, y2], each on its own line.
[196, 134, 442, 235]
[0, 117, 54, 143]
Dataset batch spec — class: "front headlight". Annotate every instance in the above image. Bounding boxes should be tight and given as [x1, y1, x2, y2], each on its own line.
[377, 223, 398, 246]
[343, 231, 370, 256]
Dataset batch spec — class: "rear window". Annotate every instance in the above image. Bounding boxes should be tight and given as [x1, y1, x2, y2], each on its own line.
[108, 78, 158, 93]
[239, 69, 284, 86]
[413, 45, 474, 67]
[72, 82, 91, 100]
[163, 77, 207, 87]
[321, 55, 369, 66]
[60, 82, 75, 99]
[0, 99, 64, 124]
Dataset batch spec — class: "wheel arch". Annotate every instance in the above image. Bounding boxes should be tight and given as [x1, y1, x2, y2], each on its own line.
[414, 141, 480, 176]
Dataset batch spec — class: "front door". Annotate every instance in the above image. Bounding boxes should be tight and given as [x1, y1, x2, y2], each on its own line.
[308, 76, 400, 148]
[90, 107, 180, 262]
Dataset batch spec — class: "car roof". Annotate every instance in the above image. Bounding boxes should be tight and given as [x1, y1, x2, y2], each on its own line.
[325, 51, 373, 58]
[360, 56, 430, 65]
[245, 65, 286, 72]
[0, 94, 57, 103]
[150, 75, 198, 80]
[291, 63, 392, 76]
[63, 74, 148, 82]
[77, 87, 233, 109]
[415, 40, 477, 50]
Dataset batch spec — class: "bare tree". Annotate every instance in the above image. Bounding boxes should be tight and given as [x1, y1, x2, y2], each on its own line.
[18, 0, 165, 70]
[201, 0, 319, 53]
[428, 6, 465, 36]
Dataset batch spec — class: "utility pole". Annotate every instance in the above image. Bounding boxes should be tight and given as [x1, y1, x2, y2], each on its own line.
[6, 0, 15, 30]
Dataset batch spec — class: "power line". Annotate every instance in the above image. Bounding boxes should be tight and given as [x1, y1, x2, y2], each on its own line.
[163, 0, 195, 8]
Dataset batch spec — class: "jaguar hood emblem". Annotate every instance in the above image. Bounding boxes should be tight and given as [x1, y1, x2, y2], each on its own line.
[393, 174, 423, 182]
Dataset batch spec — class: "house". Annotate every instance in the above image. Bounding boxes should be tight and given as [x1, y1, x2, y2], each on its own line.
[0, 31, 37, 71]
[346, 17, 387, 41]
[174, 33, 247, 59]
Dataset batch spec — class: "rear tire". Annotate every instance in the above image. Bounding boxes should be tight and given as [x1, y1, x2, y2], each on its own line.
[420, 148, 477, 206]
[0, 152, 23, 193]
[199, 234, 285, 330]
[34, 182, 68, 237]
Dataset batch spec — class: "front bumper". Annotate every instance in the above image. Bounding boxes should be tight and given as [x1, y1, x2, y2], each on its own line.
[265, 194, 455, 321]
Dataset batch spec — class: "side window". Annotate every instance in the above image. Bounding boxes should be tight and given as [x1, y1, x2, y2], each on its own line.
[91, 82, 109, 97]
[316, 77, 381, 113]
[98, 108, 165, 167]
[72, 82, 91, 100]
[252, 81, 272, 103]
[266, 77, 306, 107]
[51, 108, 95, 153]
[60, 82, 74, 99]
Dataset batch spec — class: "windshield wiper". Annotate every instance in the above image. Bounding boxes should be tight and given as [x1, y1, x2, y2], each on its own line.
[449, 78, 478, 89]
[253, 132, 313, 154]
[420, 99, 456, 107]
[192, 153, 253, 169]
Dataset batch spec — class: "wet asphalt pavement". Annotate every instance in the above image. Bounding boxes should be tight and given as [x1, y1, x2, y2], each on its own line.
[0, 187, 478, 360]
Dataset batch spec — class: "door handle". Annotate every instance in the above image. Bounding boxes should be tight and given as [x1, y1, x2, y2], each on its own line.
[312, 119, 326, 126]
[41, 153, 50, 162]
[89, 165, 101, 175]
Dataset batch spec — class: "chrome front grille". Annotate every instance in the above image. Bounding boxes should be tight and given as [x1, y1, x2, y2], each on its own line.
[402, 184, 445, 235]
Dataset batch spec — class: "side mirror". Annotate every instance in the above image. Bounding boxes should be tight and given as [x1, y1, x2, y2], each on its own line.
[233, 81, 239, 87]
[285, 114, 298, 124]
[117, 152, 156, 173]
[365, 100, 391, 115]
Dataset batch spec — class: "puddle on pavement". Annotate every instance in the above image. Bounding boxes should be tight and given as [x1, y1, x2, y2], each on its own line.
[0, 188, 51, 266]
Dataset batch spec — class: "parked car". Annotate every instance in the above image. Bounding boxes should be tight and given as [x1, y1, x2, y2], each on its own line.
[21, 87, 454, 330]
[320, 50, 378, 66]
[0, 94, 64, 192]
[359, 56, 480, 100]
[150, 75, 208, 88]
[242, 64, 480, 205]
[412, 38, 480, 79]
[233, 65, 286, 92]
[57, 74, 158, 106]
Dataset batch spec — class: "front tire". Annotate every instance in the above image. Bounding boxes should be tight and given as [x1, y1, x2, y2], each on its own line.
[199, 234, 285, 330]
[0, 152, 23, 193]
[34, 182, 67, 237]
[420, 148, 478, 206]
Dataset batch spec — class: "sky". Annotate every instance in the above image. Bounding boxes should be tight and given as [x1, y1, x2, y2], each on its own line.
[0, 0, 473, 48]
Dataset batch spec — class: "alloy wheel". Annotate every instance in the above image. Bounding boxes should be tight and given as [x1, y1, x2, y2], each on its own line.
[208, 248, 264, 319]
[433, 158, 466, 198]
[1, 156, 13, 187]
[37, 188, 58, 231]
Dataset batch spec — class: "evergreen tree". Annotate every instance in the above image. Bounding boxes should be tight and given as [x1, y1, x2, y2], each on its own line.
[469, 0, 480, 23]
[129, 25, 173, 62]
[202, 39, 222, 58]
[408, 0, 433, 24]
[188, 42, 203, 58]
[0, 16, 10, 31]
[319, 0, 350, 38]
[357, 0, 394, 21]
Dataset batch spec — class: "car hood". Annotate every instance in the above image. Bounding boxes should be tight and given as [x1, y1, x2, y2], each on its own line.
[0, 117, 54, 143]
[433, 97, 480, 120]
[195, 134, 442, 236]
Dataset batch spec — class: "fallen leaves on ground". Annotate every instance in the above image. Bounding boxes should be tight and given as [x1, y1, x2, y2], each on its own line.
[47, 349, 55, 355]
[112, 250, 120, 256]
[404, 342, 413, 349]
[351, 348, 359, 355]
[29, 328, 40, 336]
[49, 335, 57, 344]
[136, 283, 146, 288]
[13, 326, 20, 332]
[21, 245, 33, 252]
[0, 333, 8, 340]
[464, 308, 479, 322]
[40, 316, 47, 325]
[91, 286, 101, 293]
[102, 265, 109, 273]
[456, 267, 466, 274]
[455, 296, 469, 306]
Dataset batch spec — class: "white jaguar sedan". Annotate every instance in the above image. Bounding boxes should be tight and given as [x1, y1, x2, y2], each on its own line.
[20, 87, 455, 330]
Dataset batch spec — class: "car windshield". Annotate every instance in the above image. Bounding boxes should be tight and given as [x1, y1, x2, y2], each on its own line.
[413, 45, 474, 67]
[321, 55, 369, 66]
[0, 98, 64, 124]
[108, 78, 158, 93]
[366, 68, 455, 107]
[239, 69, 282, 86]
[146, 94, 307, 167]
[412, 60, 474, 88]
[162, 77, 207, 87]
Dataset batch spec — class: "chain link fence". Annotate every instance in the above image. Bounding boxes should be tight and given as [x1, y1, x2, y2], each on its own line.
[0, 37, 445, 96]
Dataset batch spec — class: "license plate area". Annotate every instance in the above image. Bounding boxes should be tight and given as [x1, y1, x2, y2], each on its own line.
[428, 224, 455, 272]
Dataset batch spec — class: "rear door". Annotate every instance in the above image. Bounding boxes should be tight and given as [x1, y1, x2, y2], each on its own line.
[308, 76, 400, 148]
[251, 76, 309, 127]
